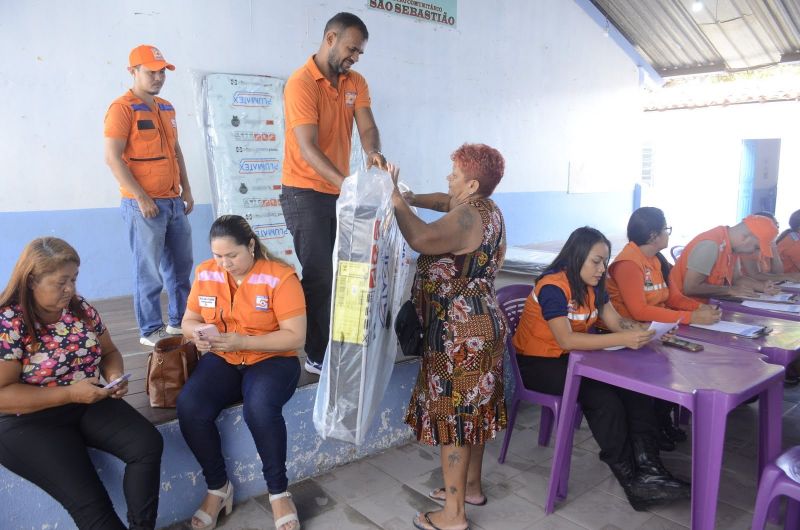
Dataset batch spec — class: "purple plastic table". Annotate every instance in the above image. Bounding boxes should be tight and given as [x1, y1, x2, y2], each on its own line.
[711, 297, 800, 323]
[676, 309, 800, 367]
[544, 342, 784, 530]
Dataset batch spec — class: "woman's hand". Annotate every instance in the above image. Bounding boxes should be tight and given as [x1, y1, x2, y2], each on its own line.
[620, 329, 655, 350]
[691, 304, 721, 325]
[191, 330, 213, 352]
[103, 372, 129, 399]
[207, 333, 248, 353]
[67, 378, 112, 404]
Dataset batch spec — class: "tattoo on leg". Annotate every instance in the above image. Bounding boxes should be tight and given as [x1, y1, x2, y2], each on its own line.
[448, 452, 461, 468]
[449, 486, 457, 494]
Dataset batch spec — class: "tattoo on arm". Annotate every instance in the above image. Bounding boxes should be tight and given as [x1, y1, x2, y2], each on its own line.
[448, 452, 461, 468]
[457, 207, 475, 231]
[619, 318, 636, 330]
[433, 200, 448, 212]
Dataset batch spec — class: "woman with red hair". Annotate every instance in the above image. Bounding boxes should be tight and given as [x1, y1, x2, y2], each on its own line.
[388, 143, 506, 530]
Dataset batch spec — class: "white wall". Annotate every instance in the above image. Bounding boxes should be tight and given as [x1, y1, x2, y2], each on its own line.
[641, 101, 800, 244]
[0, 0, 642, 213]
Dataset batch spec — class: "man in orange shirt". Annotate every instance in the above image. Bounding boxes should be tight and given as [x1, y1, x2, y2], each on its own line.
[104, 45, 194, 347]
[280, 12, 386, 374]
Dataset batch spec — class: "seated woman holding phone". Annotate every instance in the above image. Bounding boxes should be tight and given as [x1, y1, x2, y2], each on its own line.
[0, 237, 163, 530]
[512, 227, 690, 511]
[177, 215, 306, 530]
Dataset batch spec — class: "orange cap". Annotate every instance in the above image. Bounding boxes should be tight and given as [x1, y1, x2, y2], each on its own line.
[743, 215, 778, 257]
[129, 45, 175, 71]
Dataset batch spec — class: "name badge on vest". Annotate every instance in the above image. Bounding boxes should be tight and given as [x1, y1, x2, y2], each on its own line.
[255, 295, 269, 311]
[345, 91, 357, 107]
[199, 296, 216, 308]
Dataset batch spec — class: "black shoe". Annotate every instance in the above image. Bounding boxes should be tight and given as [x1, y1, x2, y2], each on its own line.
[662, 423, 687, 443]
[632, 435, 691, 497]
[608, 457, 688, 511]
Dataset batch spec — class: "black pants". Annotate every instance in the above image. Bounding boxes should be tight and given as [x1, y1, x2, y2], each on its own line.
[280, 185, 338, 363]
[0, 398, 163, 530]
[517, 354, 659, 464]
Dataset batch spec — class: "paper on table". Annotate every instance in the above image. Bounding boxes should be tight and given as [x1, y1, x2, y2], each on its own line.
[742, 301, 800, 314]
[603, 345, 626, 351]
[648, 320, 680, 342]
[690, 320, 764, 338]
[755, 293, 795, 302]
[781, 281, 800, 289]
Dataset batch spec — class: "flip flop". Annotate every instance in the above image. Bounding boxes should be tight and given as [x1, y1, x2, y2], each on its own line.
[412, 512, 470, 530]
[428, 488, 488, 506]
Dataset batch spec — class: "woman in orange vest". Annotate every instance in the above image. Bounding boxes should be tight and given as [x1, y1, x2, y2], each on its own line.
[177, 215, 305, 530]
[777, 209, 800, 275]
[513, 227, 689, 511]
[607, 207, 720, 450]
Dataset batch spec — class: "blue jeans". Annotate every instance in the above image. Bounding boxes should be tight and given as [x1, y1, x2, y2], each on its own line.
[121, 197, 193, 335]
[176, 354, 300, 493]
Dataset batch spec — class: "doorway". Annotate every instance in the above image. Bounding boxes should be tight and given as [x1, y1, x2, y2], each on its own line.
[737, 138, 781, 219]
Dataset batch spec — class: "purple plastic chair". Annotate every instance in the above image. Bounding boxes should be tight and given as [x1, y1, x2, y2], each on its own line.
[752, 445, 800, 529]
[670, 245, 684, 262]
[496, 284, 581, 463]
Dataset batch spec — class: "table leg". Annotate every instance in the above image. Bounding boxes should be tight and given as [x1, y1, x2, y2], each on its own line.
[691, 390, 728, 530]
[544, 359, 581, 514]
[759, 377, 783, 524]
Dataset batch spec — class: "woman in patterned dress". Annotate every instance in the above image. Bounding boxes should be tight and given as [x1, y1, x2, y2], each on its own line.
[0, 238, 163, 529]
[388, 143, 506, 530]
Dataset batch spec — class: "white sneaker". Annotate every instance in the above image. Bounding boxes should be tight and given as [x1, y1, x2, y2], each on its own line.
[165, 325, 183, 335]
[140, 326, 169, 347]
[304, 359, 323, 375]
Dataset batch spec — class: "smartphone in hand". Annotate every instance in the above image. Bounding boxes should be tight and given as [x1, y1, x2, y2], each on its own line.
[196, 324, 220, 340]
[103, 373, 131, 389]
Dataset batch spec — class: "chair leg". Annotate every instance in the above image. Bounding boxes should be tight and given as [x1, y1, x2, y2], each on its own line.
[539, 406, 555, 446]
[751, 465, 782, 529]
[498, 397, 520, 463]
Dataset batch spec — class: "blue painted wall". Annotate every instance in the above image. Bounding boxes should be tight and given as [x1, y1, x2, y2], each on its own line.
[0, 190, 633, 300]
[0, 360, 421, 529]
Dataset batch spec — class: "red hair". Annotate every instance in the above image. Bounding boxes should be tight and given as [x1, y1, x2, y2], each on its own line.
[450, 143, 505, 196]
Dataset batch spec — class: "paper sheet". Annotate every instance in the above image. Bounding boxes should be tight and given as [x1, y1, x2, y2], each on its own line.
[690, 320, 764, 338]
[781, 282, 800, 289]
[648, 320, 680, 342]
[742, 301, 800, 314]
[754, 293, 796, 302]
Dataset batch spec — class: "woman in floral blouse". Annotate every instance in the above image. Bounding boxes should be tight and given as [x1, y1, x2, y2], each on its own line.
[0, 237, 163, 530]
[388, 144, 507, 530]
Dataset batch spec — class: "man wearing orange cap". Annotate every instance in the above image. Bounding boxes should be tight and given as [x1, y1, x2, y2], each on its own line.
[104, 45, 194, 347]
[668, 215, 779, 305]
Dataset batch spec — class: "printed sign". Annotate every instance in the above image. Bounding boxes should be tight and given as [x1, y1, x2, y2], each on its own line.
[368, 0, 457, 26]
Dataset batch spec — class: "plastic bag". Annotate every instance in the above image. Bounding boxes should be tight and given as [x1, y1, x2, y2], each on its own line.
[313, 167, 416, 444]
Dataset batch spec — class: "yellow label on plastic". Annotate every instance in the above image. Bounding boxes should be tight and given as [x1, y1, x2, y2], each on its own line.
[331, 261, 371, 344]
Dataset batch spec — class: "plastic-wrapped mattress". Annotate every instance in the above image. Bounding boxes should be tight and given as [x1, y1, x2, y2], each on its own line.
[313, 168, 416, 444]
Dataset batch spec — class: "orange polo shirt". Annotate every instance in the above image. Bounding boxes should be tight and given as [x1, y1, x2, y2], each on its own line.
[186, 258, 306, 365]
[607, 242, 695, 324]
[104, 90, 181, 199]
[513, 271, 598, 358]
[282, 55, 371, 195]
[778, 232, 800, 273]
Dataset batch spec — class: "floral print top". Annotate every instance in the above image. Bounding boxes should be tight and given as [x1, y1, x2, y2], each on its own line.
[0, 297, 105, 386]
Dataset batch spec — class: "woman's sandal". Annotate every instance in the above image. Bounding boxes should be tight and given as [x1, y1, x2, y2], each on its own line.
[412, 511, 470, 530]
[428, 487, 487, 506]
[269, 491, 300, 529]
[192, 481, 234, 529]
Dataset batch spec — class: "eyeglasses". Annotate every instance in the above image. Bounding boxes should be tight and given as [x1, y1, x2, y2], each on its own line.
[663, 226, 673, 235]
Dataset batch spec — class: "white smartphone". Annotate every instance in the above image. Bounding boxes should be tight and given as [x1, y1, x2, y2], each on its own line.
[103, 373, 131, 389]
[196, 324, 220, 339]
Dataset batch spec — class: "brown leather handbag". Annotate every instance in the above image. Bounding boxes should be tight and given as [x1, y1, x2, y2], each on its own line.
[145, 336, 200, 408]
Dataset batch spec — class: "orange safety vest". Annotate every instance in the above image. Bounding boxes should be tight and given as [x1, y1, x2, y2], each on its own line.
[105, 91, 181, 198]
[778, 231, 800, 273]
[669, 226, 733, 304]
[512, 271, 598, 358]
[607, 242, 668, 320]
[188, 259, 304, 365]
